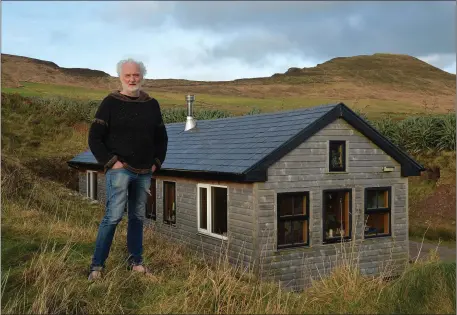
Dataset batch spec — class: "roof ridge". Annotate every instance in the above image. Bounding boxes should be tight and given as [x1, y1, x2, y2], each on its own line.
[165, 103, 340, 126]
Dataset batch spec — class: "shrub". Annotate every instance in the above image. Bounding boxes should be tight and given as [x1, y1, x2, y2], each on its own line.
[371, 114, 456, 153]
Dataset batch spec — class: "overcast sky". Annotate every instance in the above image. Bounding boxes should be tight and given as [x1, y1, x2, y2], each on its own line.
[2, 1, 455, 81]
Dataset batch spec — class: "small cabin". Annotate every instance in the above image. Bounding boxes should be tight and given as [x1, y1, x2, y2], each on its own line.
[68, 102, 424, 290]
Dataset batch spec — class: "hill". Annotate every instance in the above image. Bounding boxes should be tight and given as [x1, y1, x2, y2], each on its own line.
[1, 54, 114, 89]
[1, 53, 455, 114]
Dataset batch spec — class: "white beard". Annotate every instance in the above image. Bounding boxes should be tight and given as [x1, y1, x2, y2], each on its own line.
[121, 82, 142, 93]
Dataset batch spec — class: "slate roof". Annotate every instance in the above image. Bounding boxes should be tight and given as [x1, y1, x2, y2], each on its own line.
[68, 103, 425, 181]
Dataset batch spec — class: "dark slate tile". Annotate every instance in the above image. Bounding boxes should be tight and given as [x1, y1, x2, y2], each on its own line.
[69, 103, 339, 174]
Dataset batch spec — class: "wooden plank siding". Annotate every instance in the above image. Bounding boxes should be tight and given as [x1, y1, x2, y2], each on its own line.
[152, 176, 257, 267]
[254, 118, 409, 290]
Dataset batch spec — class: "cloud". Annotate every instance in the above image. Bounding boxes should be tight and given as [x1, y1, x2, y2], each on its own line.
[104, 1, 455, 61]
[2, 1, 455, 81]
[418, 53, 456, 73]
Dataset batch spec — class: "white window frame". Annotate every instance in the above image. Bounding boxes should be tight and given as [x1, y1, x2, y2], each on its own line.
[197, 183, 228, 240]
[86, 171, 97, 200]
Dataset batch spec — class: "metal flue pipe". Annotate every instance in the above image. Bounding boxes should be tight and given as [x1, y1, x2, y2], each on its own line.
[184, 94, 197, 131]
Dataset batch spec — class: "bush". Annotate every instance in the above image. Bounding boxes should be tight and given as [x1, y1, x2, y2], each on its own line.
[370, 114, 456, 153]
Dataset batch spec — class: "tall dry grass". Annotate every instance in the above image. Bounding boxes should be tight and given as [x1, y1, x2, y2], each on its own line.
[2, 157, 455, 314]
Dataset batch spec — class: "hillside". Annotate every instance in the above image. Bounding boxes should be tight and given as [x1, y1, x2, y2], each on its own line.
[1, 53, 455, 113]
[1, 54, 114, 89]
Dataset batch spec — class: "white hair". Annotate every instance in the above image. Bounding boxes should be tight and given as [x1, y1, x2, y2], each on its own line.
[116, 58, 147, 78]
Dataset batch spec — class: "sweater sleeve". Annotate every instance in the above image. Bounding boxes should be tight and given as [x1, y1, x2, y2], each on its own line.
[88, 97, 119, 170]
[152, 100, 168, 171]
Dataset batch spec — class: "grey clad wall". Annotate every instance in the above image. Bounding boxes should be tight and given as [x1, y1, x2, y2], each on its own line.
[254, 118, 409, 290]
[153, 177, 256, 267]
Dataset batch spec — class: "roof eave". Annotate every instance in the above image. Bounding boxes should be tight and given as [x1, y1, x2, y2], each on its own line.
[66, 161, 266, 182]
[155, 168, 263, 182]
[244, 103, 425, 179]
[243, 104, 342, 177]
[339, 105, 425, 177]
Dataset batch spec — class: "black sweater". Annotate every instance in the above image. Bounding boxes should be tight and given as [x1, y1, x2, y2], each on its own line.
[88, 90, 168, 173]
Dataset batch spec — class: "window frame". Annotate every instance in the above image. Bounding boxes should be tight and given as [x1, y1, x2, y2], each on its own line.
[322, 188, 352, 244]
[197, 183, 228, 240]
[328, 140, 347, 172]
[276, 191, 310, 250]
[163, 180, 176, 225]
[86, 171, 97, 200]
[364, 187, 392, 239]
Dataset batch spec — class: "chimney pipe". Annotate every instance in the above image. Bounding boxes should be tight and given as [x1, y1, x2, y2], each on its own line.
[184, 94, 197, 131]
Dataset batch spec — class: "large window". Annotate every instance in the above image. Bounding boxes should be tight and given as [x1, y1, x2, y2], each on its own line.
[163, 181, 176, 225]
[86, 171, 97, 200]
[364, 187, 391, 238]
[329, 140, 346, 172]
[323, 189, 352, 244]
[197, 184, 228, 240]
[146, 178, 156, 220]
[277, 192, 310, 249]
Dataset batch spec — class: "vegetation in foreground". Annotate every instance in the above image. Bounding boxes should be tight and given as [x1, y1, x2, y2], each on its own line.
[1, 92, 455, 242]
[2, 156, 455, 314]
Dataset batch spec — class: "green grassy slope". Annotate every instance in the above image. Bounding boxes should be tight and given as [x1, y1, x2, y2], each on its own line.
[2, 154, 455, 314]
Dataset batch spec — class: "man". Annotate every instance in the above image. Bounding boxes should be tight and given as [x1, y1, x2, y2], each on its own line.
[87, 58, 168, 280]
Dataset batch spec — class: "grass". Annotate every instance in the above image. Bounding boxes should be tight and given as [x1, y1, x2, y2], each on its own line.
[2, 82, 108, 100]
[408, 151, 456, 243]
[2, 156, 455, 314]
[3, 81, 439, 118]
[1, 92, 455, 241]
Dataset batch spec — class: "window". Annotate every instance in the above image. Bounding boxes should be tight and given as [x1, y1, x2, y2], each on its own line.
[146, 178, 156, 220]
[323, 189, 352, 243]
[277, 192, 310, 249]
[163, 181, 176, 224]
[329, 141, 346, 172]
[197, 184, 228, 240]
[86, 171, 97, 200]
[364, 187, 391, 238]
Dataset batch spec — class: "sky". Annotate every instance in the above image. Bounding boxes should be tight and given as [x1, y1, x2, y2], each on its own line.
[2, 1, 455, 81]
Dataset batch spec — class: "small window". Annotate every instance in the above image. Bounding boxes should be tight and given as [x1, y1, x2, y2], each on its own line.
[329, 141, 346, 172]
[364, 187, 391, 238]
[86, 171, 97, 200]
[163, 181, 176, 224]
[146, 178, 156, 220]
[277, 192, 310, 249]
[197, 184, 228, 239]
[323, 189, 351, 244]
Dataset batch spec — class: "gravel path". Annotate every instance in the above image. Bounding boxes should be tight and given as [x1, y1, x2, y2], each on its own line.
[409, 240, 456, 262]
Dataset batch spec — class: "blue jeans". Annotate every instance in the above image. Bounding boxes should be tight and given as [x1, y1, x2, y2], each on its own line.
[90, 167, 152, 271]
